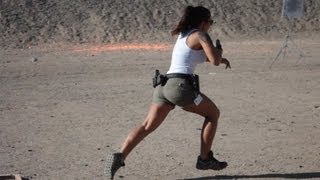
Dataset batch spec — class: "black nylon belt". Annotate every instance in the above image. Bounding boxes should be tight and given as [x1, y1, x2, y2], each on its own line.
[165, 73, 193, 79]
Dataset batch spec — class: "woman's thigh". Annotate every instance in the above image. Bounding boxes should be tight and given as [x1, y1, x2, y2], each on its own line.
[142, 103, 174, 131]
[182, 93, 220, 120]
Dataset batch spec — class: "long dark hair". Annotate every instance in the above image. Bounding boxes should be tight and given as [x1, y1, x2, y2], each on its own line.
[171, 6, 211, 36]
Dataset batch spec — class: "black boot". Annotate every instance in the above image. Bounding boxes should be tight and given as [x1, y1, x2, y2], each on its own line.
[196, 151, 228, 170]
[106, 153, 125, 179]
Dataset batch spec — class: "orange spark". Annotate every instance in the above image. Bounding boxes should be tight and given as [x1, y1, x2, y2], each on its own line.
[71, 43, 172, 54]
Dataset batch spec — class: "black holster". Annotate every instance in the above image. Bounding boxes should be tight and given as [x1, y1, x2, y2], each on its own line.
[152, 70, 168, 88]
[192, 74, 200, 92]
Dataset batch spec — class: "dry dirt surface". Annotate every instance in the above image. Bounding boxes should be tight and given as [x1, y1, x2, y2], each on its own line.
[1, 0, 320, 180]
[1, 40, 320, 179]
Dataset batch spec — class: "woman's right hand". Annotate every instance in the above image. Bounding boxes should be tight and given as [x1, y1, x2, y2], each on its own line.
[221, 58, 231, 69]
[217, 48, 223, 57]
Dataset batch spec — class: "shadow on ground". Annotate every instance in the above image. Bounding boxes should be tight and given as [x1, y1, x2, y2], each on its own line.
[181, 172, 320, 179]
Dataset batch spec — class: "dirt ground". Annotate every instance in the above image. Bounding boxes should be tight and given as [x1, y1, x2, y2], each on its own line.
[1, 0, 320, 179]
[0, 39, 319, 179]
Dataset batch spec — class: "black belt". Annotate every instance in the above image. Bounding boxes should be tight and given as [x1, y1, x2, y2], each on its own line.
[165, 73, 193, 79]
[165, 73, 200, 92]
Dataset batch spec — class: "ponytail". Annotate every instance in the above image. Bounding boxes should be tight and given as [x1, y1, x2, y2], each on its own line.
[171, 6, 211, 36]
[171, 6, 194, 36]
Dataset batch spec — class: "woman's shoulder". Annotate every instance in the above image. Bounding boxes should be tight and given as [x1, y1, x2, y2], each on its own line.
[181, 29, 200, 37]
[189, 30, 212, 42]
[196, 31, 214, 44]
[188, 30, 211, 39]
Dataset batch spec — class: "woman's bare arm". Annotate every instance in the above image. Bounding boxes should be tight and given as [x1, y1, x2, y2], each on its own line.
[198, 32, 231, 69]
[198, 32, 221, 66]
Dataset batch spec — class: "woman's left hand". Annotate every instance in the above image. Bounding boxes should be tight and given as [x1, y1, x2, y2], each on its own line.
[221, 58, 231, 69]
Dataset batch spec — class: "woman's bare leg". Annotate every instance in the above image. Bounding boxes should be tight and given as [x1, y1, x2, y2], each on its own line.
[182, 93, 220, 160]
[120, 103, 174, 160]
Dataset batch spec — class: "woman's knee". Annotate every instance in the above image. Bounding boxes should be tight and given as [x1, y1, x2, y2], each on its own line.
[207, 106, 220, 121]
[143, 125, 155, 135]
[132, 124, 152, 140]
[141, 120, 156, 135]
[215, 107, 220, 119]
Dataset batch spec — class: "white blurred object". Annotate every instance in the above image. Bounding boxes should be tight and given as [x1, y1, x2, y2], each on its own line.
[282, 0, 304, 19]
[270, 0, 305, 68]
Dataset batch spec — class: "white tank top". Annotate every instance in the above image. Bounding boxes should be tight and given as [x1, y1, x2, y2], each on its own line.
[167, 29, 207, 74]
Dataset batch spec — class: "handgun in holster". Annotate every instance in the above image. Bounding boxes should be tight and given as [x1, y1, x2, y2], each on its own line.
[152, 69, 167, 88]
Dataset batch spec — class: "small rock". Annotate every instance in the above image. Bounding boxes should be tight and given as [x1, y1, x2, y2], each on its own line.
[299, 165, 303, 168]
[85, 164, 88, 167]
[97, 148, 101, 150]
[314, 105, 319, 109]
[196, 128, 202, 131]
[221, 133, 227, 136]
[270, 118, 276, 120]
[31, 57, 38, 62]
[28, 149, 33, 152]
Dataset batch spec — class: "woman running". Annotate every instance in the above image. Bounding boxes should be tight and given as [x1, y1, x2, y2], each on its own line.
[106, 5, 231, 179]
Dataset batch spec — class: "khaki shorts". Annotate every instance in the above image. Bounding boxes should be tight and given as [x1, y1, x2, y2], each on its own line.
[152, 77, 199, 107]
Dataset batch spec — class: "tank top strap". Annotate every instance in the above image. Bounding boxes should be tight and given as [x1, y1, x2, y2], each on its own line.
[186, 29, 199, 36]
[180, 29, 199, 38]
